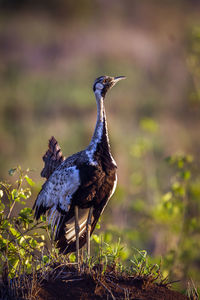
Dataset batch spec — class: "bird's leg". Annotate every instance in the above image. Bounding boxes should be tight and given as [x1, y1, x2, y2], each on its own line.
[86, 206, 94, 259]
[75, 205, 80, 269]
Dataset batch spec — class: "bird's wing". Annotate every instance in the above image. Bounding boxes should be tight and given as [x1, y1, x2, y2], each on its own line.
[33, 165, 80, 235]
[41, 136, 65, 179]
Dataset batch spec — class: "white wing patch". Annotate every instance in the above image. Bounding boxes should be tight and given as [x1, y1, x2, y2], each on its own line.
[35, 165, 80, 235]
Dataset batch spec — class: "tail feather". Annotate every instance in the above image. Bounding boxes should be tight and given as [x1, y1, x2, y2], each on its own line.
[41, 136, 65, 179]
[56, 207, 101, 254]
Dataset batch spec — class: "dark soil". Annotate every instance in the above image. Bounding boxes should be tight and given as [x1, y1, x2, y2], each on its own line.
[1, 264, 189, 300]
[37, 275, 188, 300]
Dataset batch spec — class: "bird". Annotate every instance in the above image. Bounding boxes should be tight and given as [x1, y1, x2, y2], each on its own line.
[33, 75, 125, 263]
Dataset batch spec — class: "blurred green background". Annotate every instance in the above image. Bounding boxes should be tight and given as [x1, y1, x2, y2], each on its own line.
[1, 0, 200, 289]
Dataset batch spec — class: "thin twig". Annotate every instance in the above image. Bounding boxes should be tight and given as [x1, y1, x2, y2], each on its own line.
[7, 200, 16, 219]
[105, 277, 125, 292]
[97, 278, 116, 300]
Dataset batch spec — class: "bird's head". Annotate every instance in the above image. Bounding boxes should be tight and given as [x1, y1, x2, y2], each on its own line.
[93, 75, 126, 98]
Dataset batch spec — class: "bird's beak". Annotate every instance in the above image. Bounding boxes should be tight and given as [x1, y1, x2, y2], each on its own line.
[112, 76, 126, 86]
[114, 76, 126, 82]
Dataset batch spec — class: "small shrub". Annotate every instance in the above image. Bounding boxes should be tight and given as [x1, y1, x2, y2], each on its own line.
[0, 166, 47, 279]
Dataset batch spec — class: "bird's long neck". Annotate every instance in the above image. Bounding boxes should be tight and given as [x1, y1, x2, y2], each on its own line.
[92, 93, 106, 142]
[89, 91, 108, 147]
[86, 91, 116, 166]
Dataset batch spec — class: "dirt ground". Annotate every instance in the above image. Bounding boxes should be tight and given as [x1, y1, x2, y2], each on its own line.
[1, 264, 189, 300]
[37, 276, 188, 300]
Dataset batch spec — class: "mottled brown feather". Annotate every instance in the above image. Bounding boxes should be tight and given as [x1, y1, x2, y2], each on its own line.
[41, 136, 65, 179]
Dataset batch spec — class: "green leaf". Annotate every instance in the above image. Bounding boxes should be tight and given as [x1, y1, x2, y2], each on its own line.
[96, 222, 101, 230]
[180, 170, 191, 180]
[42, 255, 49, 264]
[140, 118, 159, 133]
[172, 182, 185, 196]
[177, 158, 184, 168]
[40, 215, 47, 222]
[25, 175, 35, 187]
[18, 207, 33, 224]
[9, 226, 19, 237]
[92, 234, 100, 244]
[1, 219, 9, 229]
[19, 207, 32, 218]
[69, 253, 76, 263]
[30, 238, 38, 247]
[0, 202, 5, 213]
[162, 192, 172, 202]
[0, 237, 7, 251]
[11, 189, 19, 201]
[19, 248, 25, 256]
[189, 217, 198, 231]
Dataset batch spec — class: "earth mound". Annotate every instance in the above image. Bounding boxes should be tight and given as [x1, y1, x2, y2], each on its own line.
[1, 264, 188, 300]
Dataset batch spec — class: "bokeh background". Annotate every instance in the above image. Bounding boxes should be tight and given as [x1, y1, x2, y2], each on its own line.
[1, 0, 200, 290]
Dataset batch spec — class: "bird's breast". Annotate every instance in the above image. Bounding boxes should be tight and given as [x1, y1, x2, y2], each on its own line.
[72, 160, 116, 209]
